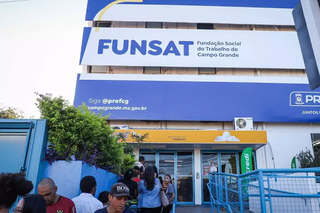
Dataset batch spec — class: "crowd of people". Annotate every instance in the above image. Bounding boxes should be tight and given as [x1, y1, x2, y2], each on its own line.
[0, 156, 175, 213]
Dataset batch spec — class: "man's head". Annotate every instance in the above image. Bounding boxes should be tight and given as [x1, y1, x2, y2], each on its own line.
[98, 191, 110, 206]
[37, 178, 58, 205]
[80, 176, 97, 196]
[139, 156, 145, 164]
[108, 183, 131, 212]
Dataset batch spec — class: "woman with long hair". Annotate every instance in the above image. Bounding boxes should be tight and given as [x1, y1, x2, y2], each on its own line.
[15, 194, 46, 213]
[138, 166, 162, 213]
[0, 172, 33, 213]
[162, 174, 175, 213]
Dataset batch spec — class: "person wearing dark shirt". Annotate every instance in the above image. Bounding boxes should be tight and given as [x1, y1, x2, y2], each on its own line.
[37, 178, 76, 213]
[98, 191, 110, 208]
[94, 183, 135, 213]
[117, 169, 138, 199]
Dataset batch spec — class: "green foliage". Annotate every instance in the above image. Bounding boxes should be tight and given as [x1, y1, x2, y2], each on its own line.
[0, 106, 24, 119]
[35, 93, 137, 174]
[296, 148, 320, 168]
[117, 131, 149, 174]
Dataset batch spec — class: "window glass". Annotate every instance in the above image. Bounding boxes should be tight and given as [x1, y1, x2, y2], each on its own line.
[140, 152, 156, 168]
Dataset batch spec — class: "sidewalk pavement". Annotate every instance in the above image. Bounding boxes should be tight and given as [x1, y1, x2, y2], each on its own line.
[175, 205, 212, 213]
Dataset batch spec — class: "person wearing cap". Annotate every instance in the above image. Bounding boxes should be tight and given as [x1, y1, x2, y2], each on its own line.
[94, 183, 136, 213]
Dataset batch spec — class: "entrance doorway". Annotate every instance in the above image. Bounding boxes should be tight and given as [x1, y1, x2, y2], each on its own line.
[201, 152, 239, 204]
[201, 151, 256, 204]
[140, 151, 195, 204]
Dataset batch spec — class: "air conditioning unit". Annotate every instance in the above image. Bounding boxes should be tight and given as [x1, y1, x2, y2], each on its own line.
[111, 125, 129, 130]
[233, 117, 253, 130]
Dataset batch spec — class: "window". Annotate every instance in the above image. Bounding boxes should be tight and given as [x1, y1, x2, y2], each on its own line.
[87, 66, 92, 73]
[0, 133, 27, 173]
[143, 67, 161, 74]
[146, 22, 162, 28]
[198, 68, 217, 75]
[197, 23, 214, 30]
[95, 21, 111, 28]
[311, 133, 320, 152]
[140, 152, 156, 168]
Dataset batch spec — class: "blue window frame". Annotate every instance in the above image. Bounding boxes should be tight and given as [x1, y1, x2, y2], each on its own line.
[0, 119, 48, 192]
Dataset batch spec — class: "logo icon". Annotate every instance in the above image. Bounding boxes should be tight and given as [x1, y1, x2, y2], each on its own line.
[215, 131, 240, 142]
[290, 91, 320, 107]
[295, 94, 304, 105]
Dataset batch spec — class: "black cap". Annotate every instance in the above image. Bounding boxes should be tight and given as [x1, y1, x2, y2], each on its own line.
[110, 183, 131, 198]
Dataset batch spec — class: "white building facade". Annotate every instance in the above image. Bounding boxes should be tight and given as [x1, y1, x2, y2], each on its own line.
[74, 0, 320, 205]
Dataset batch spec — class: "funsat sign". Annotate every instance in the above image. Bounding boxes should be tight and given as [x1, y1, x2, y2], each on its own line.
[80, 28, 304, 69]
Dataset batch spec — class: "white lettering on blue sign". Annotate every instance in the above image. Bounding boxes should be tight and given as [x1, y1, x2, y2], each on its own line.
[97, 39, 194, 56]
[290, 92, 320, 107]
[89, 98, 129, 105]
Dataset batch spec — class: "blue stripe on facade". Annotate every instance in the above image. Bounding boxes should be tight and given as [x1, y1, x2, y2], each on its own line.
[79, 27, 92, 65]
[73, 74, 320, 122]
[86, 0, 300, 20]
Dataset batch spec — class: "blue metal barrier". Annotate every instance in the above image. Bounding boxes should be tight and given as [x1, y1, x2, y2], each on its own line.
[208, 168, 320, 213]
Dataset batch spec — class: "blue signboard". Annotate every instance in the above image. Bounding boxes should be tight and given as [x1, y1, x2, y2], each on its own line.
[86, 0, 300, 21]
[73, 74, 320, 122]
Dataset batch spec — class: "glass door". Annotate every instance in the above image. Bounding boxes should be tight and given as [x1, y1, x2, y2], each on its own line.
[220, 153, 239, 205]
[220, 153, 238, 175]
[139, 151, 195, 204]
[201, 152, 240, 204]
[159, 152, 174, 178]
[202, 153, 218, 204]
[176, 152, 194, 204]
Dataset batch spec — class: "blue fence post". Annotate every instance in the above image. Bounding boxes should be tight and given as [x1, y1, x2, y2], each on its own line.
[219, 174, 224, 212]
[266, 176, 273, 213]
[224, 175, 229, 205]
[238, 176, 244, 213]
[258, 171, 267, 213]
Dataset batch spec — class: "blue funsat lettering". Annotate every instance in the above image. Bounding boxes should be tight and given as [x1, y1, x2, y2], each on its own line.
[98, 39, 194, 56]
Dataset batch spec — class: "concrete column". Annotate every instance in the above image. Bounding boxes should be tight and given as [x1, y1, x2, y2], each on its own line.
[194, 148, 202, 205]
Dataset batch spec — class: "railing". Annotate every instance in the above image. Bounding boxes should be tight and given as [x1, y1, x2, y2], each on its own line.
[208, 168, 320, 213]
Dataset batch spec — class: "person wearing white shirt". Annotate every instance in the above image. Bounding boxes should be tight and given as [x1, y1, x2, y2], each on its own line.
[72, 176, 103, 213]
[135, 156, 145, 178]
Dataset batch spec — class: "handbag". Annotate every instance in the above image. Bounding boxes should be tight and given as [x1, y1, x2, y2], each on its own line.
[160, 190, 169, 207]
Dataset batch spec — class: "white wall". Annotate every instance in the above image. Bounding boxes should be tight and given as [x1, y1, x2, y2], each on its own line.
[194, 149, 202, 205]
[256, 123, 320, 169]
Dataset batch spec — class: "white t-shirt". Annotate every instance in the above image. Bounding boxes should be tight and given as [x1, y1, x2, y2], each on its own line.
[135, 161, 145, 171]
[72, 193, 103, 213]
